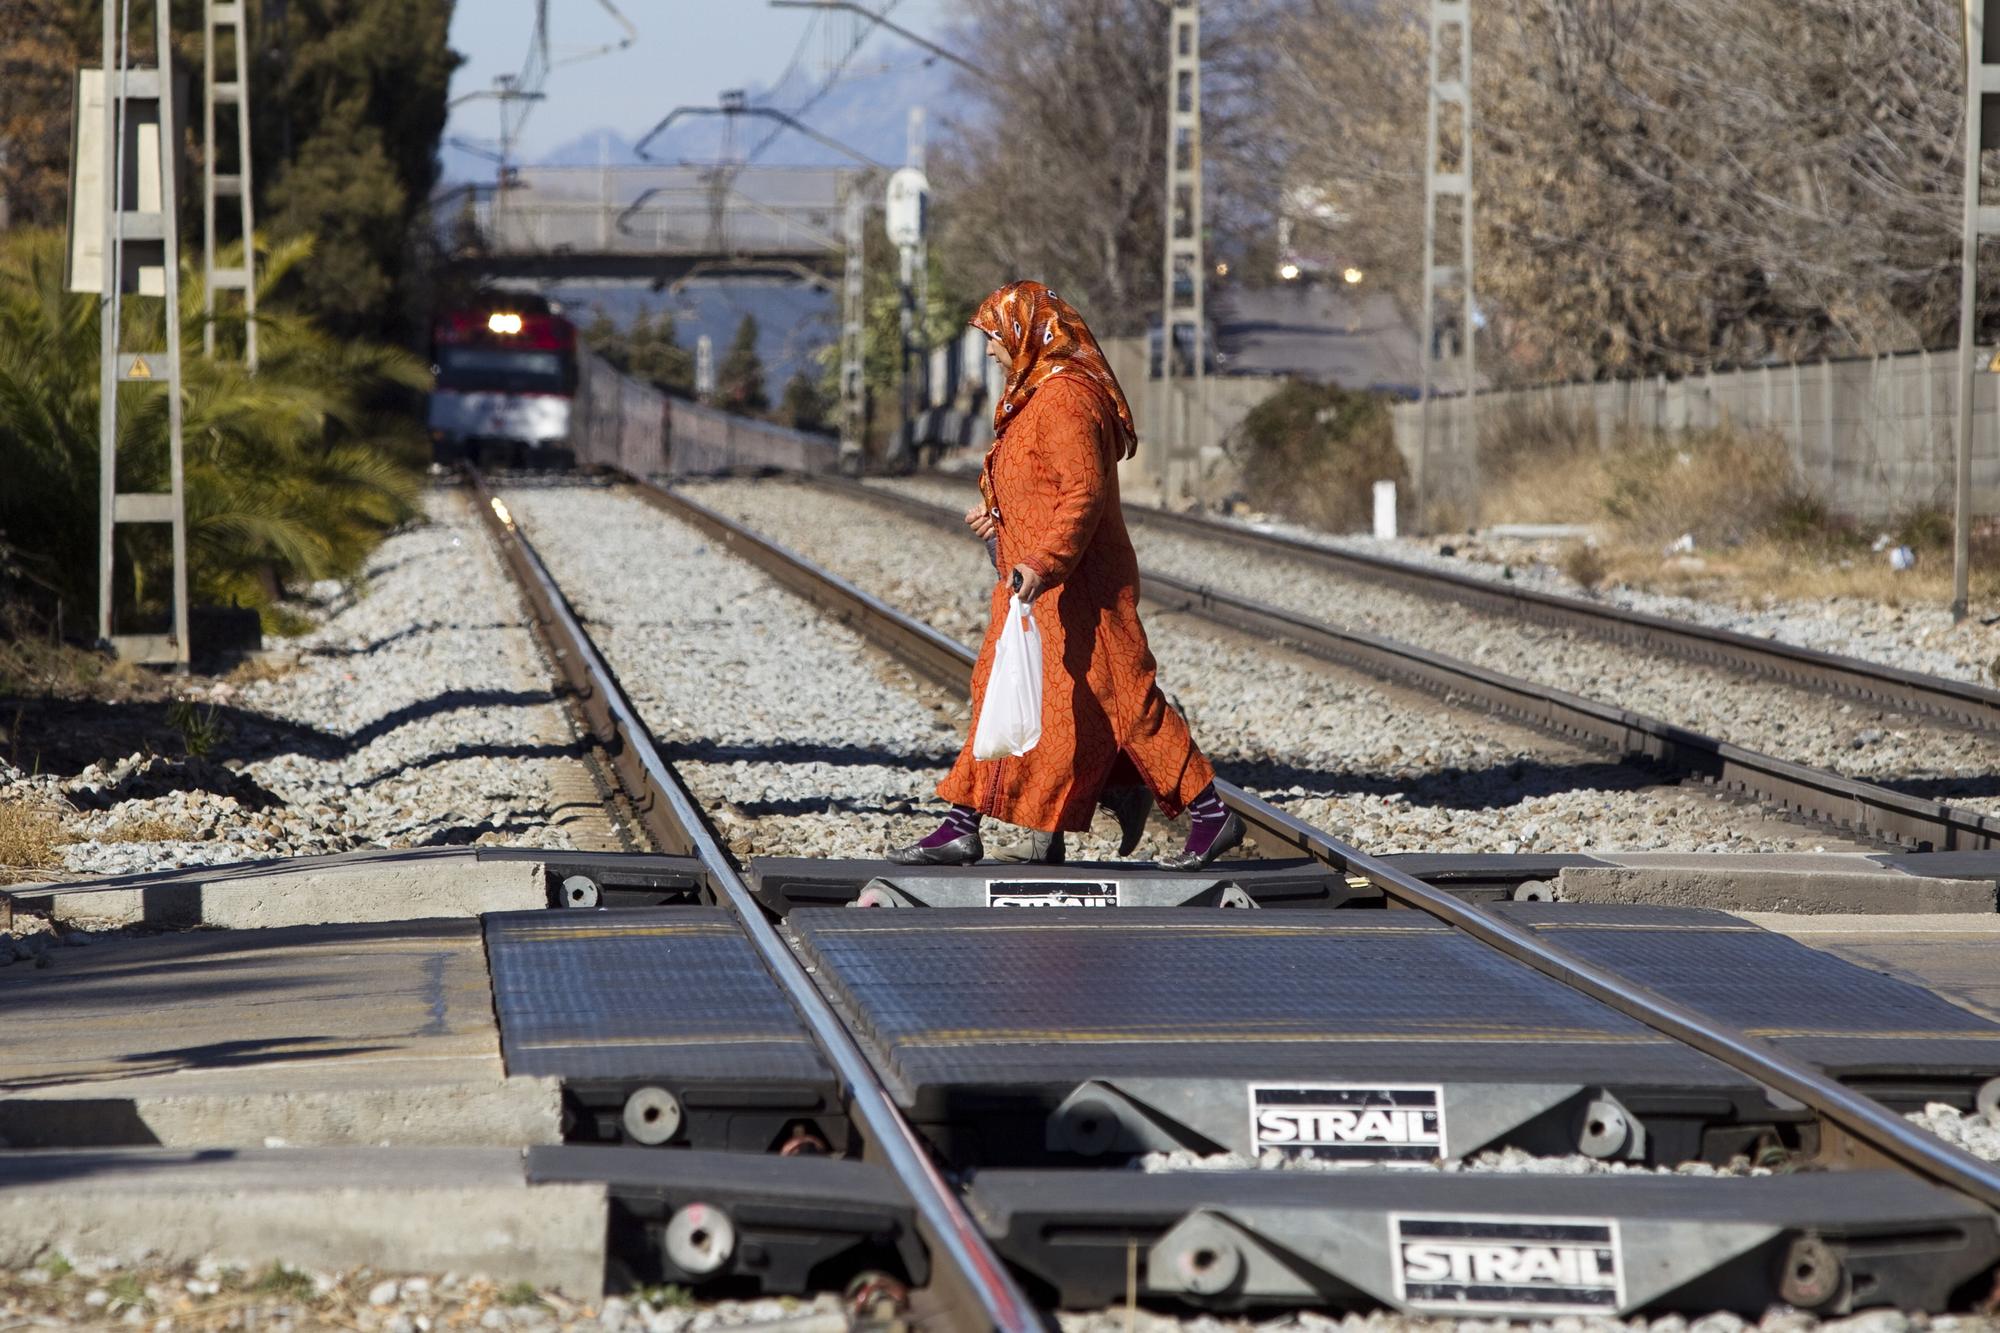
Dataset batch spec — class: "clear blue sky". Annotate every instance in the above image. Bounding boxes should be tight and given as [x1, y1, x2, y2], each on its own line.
[445, 0, 958, 161]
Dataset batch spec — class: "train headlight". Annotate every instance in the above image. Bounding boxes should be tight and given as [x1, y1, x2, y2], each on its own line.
[487, 312, 524, 335]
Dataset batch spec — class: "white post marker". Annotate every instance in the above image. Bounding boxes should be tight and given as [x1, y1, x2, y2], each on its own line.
[1374, 480, 1399, 540]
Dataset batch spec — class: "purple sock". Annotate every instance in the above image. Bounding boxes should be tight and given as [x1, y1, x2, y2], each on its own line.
[1180, 785, 1229, 856]
[918, 805, 981, 849]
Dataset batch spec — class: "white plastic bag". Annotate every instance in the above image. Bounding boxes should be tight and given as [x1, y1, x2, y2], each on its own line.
[972, 595, 1044, 760]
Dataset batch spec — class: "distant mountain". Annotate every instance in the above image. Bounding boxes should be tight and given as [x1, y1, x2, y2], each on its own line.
[442, 55, 967, 185]
[536, 129, 647, 168]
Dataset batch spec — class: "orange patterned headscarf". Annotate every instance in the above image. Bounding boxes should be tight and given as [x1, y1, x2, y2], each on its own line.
[971, 280, 1137, 460]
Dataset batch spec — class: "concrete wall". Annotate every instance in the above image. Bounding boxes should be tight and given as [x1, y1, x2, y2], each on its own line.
[1392, 348, 2000, 523]
[572, 350, 837, 478]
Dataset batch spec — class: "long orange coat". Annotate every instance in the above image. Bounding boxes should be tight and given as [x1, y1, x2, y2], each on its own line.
[936, 374, 1214, 833]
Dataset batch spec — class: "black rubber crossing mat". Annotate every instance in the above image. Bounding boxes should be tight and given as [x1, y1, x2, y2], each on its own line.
[1490, 903, 2000, 1100]
[785, 906, 1774, 1178]
[484, 909, 828, 1085]
[968, 1166, 2000, 1314]
[789, 908, 1751, 1092]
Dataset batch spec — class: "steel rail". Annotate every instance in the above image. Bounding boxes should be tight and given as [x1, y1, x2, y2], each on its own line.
[611, 472, 2000, 1214]
[465, 476, 1043, 1333]
[819, 476, 2000, 852]
[1122, 501, 2000, 733]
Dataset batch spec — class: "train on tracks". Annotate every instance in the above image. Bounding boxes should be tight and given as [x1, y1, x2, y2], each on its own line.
[428, 294, 837, 477]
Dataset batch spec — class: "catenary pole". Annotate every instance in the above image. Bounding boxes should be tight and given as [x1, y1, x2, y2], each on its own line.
[1952, 0, 1998, 622]
[1156, 0, 1206, 501]
[1418, 0, 1475, 533]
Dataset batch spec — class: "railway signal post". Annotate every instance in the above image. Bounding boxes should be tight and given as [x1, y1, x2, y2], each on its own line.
[886, 162, 929, 471]
[839, 182, 867, 473]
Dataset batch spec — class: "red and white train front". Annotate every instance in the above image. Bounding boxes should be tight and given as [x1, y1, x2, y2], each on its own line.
[427, 304, 578, 466]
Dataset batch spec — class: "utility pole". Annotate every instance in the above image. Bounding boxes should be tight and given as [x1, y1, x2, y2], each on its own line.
[1156, 0, 1206, 501]
[839, 181, 867, 472]
[202, 0, 258, 367]
[95, 0, 189, 667]
[1417, 0, 1476, 532]
[1953, 0, 1999, 623]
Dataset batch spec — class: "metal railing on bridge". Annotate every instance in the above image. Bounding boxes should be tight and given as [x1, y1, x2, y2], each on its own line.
[468, 165, 851, 269]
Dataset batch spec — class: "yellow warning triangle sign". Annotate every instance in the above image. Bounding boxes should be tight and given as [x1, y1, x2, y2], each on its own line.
[128, 356, 152, 379]
[1987, 347, 2000, 374]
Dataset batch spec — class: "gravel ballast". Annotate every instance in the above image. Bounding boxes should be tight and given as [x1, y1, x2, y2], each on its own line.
[494, 481, 1006, 861]
[0, 1255, 848, 1333]
[681, 478, 1861, 857]
[866, 475, 2000, 817]
[1, 488, 605, 881]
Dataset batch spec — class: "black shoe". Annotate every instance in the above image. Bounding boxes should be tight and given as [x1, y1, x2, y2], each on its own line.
[1158, 811, 1245, 871]
[886, 831, 983, 866]
[1099, 786, 1152, 857]
[988, 829, 1065, 864]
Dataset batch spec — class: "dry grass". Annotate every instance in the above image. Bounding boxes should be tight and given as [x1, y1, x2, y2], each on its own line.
[224, 654, 300, 687]
[0, 627, 155, 705]
[1469, 403, 2000, 609]
[0, 796, 72, 884]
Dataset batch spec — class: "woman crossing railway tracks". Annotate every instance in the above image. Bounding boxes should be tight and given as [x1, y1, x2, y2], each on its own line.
[888, 281, 1245, 871]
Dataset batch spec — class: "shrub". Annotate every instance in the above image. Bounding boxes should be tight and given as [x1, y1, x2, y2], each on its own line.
[1599, 426, 1804, 548]
[1560, 541, 1608, 590]
[1234, 379, 1407, 531]
[0, 230, 426, 634]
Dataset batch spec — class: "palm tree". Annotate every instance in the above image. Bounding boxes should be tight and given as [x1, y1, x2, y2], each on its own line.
[0, 229, 427, 632]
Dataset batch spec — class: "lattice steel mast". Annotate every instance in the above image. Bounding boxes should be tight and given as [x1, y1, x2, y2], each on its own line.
[1157, 0, 1206, 500]
[202, 0, 257, 367]
[96, 0, 189, 666]
[1417, 0, 1476, 528]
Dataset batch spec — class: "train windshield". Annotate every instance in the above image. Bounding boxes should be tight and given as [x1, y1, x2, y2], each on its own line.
[435, 346, 569, 394]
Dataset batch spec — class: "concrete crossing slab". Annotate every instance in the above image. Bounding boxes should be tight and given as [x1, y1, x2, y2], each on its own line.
[0, 919, 560, 1148]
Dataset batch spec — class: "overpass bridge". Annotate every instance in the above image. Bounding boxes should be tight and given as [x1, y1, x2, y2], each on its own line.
[454, 164, 856, 284]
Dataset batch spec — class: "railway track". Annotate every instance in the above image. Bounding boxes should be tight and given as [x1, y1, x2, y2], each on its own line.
[884, 474, 2000, 733]
[819, 475, 2000, 855]
[466, 468, 2000, 1325]
[468, 476, 1039, 1330]
[1129, 498, 2000, 731]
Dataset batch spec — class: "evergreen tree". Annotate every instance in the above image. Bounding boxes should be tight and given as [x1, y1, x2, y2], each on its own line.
[716, 314, 768, 415]
[254, 0, 460, 340]
[623, 309, 695, 397]
[0, 0, 94, 229]
[779, 369, 832, 432]
[583, 305, 694, 397]
[0, 229, 426, 626]
[0, 0, 458, 337]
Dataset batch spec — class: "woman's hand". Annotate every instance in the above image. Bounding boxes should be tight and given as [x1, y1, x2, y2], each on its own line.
[964, 504, 999, 541]
[1010, 563, 1045, 603]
